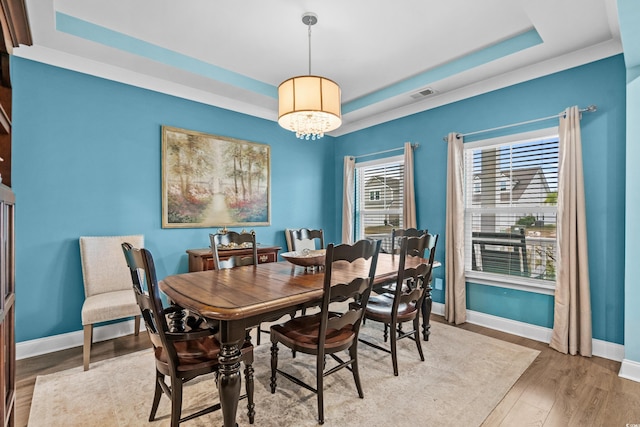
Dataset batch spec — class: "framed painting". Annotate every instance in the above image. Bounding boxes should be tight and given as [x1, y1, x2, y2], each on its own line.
[162, 126, 271, 228]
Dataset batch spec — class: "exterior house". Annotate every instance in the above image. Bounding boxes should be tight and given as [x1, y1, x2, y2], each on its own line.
[363, 174, 401, 228]
[473, 167, 552, 207]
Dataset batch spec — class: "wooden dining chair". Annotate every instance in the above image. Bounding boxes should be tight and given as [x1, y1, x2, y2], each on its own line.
[286, 228, 325, 316]
[359, 234, 433, 376]
[420, 233, 439, 341]
[269, 239, 381, 425]
[209, 230, 258, 270]
[209, 230, 267, 344]
[372, 227, 428, 296]
[121, 243, 255, 427]
[390, 227, 428, 254]
[287, 228, 325, 251]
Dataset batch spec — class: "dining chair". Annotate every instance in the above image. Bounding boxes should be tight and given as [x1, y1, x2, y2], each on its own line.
[286, 228, 325, 317]
[209, 230, 258, 270]
[359, 234, 434, 376]
[372, 227, 428, 296]
[121, 243, 255, 427]
[79, 235, 142, 371]
[287, 228, 325, 252]
[419, 233, 439, 341]
[269, 239, 381, 425]
[209, 230, 267, 344]
[390, 227, 428, 254]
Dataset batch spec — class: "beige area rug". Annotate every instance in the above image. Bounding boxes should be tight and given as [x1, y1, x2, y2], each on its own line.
[28, 321, 539, 427]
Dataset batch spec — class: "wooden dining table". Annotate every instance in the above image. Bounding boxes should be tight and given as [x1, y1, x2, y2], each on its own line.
[160, 252, 438, 427]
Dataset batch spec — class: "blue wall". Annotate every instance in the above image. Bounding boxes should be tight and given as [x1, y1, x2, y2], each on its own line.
[11, 54, 627, 346]
[334, 55, 627, 344]
[620, 0, 640, 362]
[11, 57, 337, 342]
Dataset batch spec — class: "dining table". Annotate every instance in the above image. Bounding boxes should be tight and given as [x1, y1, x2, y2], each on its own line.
[160, 252, 439, 427]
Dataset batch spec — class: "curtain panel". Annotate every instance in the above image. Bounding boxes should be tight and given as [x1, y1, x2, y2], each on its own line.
[550, 106, 592, 356]
[403, 142, 417, 228]
[445, 133, 467, 324]
[342, 156, 356, 244]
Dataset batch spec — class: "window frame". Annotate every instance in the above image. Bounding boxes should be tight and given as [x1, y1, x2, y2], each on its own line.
[463, 127, 558, 295]
[354, 155, 404, 245]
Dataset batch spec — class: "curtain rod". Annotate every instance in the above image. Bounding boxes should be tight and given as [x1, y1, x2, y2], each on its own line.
[442, 105, 597, 142]
[352, 142, 419, 160]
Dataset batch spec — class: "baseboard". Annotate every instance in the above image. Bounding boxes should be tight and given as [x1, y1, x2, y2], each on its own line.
[16, 319, 144, 360]
[16, 304, 627, 367]
[619, 359, 640, 383]
[431, 302, 625, 362]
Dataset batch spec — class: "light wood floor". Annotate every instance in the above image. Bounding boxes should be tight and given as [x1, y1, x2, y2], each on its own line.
[15, 316, 640, 427]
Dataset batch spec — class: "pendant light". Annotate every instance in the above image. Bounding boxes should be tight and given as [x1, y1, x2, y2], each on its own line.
[278, 12, 341, 140]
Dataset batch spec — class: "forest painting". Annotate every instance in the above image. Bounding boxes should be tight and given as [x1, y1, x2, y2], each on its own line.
[162, 126, 270, 228]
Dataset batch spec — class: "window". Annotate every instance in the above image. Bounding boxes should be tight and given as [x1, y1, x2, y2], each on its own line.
[464, 128, 558, 293]
[355, 155, 404, 253]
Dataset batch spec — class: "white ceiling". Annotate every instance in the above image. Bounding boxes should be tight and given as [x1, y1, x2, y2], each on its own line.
[16, 0, 622, 136]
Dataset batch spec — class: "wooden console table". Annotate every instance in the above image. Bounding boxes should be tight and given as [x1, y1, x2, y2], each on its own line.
[186, 246, 281, 272]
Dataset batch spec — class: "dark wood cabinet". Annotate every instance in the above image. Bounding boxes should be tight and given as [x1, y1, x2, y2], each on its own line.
[0, 184, 15, 427]
[1, 6, 30, 424]
[186, 246, 281, 272]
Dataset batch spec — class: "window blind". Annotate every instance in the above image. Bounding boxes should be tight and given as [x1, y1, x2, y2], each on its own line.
[355, 158, 404, 253]
[464, 136, 558, 282]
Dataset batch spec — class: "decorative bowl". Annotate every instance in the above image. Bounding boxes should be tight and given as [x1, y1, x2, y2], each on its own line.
[281, 249, 326, 268]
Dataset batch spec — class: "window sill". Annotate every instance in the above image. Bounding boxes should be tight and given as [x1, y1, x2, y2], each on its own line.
[465, 271, 555, 295]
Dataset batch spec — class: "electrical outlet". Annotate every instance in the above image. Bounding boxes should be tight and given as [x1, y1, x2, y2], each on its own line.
[434, 278, 443, 290]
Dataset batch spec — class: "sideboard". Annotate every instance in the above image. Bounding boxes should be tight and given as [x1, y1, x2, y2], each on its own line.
[186, 246, 281, 272]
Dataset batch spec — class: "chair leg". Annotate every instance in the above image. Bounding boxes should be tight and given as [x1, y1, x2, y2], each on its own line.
[422, 285, 433, 341]
[170, 377, 183, 427]
[149, 371, 164, 421]
[390, 321, 399, 376]
[83, 324, 92, 371]
[244, 363, 255, 424]
[316, 353, 325, 425]
[349, 344, 364, 398]
[270, 342, 279, 393]
[414, 316, 425, 361]
[134, 315, 141, 336]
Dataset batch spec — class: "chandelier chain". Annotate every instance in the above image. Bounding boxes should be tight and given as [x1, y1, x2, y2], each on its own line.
[308, 22, 312, 75]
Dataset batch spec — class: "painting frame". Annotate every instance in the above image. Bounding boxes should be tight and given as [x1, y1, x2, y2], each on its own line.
[161, 126, 271, 228]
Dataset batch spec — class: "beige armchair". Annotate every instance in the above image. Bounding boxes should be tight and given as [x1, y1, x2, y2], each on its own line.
[79, 235, 142, 370]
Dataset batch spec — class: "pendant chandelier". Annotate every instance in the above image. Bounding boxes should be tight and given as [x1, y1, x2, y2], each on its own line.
[278, 12, 341, 140]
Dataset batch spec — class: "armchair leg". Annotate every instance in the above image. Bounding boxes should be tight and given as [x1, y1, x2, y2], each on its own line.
[83, 324, 93, 371]
[134, 315, 141, 336]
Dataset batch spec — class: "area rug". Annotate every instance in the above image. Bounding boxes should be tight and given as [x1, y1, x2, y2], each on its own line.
[28, 321, 539, 427]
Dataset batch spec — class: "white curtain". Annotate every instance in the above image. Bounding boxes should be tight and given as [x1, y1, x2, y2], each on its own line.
[550, 106, 592, 356]
[342, 156, 356, 244]
[444, 132, 466, 324]
[403, 142, 417, 228]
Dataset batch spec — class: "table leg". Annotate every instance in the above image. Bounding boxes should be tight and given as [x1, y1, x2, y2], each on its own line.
[218, 342, 242, 427]
[421, 283, 433, 341]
